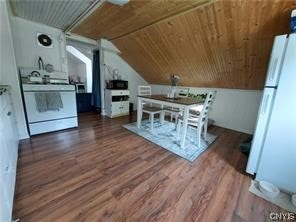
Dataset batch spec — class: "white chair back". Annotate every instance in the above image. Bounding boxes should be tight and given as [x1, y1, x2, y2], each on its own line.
[198, 91, 216, 127]
[138, 86, 151, 96]
[176, 87, 189, 98]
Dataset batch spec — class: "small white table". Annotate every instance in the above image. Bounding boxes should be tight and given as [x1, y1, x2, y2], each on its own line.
[137, 95, 203, 149]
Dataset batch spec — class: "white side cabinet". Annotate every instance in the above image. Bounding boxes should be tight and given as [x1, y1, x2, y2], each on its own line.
[0, 86, 19, 222]
[105, 89, 130, 118]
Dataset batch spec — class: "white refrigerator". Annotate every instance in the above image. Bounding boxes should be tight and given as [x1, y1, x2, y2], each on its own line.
[246, 33, 296, 194]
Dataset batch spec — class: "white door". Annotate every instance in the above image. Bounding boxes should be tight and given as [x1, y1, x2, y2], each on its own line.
[256, 34, 296, 193]
[246, 88, 276, 174]
[265, 35, 287, 87]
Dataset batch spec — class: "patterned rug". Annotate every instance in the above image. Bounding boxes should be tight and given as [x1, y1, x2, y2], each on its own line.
[122, 120, 217, 162]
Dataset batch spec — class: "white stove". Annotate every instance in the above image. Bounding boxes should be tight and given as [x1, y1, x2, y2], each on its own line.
[22, 83, 75, 91]
[22, 83, 78, 135]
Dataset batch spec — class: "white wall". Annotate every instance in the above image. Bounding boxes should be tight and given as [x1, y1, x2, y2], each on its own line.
[151, 84, 262, 134]
[8, 15, 69, 138]
[66, 39, 98, 93]
[67, 58, 87, 83]
[98, 39, 262, 133]
[0, 1, 28, 139]
[99, 39, 148, 113]
[103, 51, 148, 108]
[10, 16, 67, 72]
[66, 39, 94, 61]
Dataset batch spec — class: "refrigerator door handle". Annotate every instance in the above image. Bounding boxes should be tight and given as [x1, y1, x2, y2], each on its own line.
[262, 94, 270, 114]
[264, 35, 287, 87]
[246, 87, 275, 175]
[269, 58, 278, 81]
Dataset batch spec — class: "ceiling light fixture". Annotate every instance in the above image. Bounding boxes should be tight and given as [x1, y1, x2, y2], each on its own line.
[106, 0, 129, 6]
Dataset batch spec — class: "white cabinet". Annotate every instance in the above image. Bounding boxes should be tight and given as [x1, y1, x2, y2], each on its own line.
[0, 86, 19, 222]
[105, 89, 130, 118]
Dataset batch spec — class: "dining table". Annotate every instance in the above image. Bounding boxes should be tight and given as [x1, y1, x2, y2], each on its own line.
[137, 95, 204, 149]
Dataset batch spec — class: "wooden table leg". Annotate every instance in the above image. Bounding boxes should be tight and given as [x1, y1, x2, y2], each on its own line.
[137, 97, 142, 128]
[181, 106, 189, 149]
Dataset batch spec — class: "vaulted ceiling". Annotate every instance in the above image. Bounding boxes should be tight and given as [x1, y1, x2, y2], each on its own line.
[13, 0, 296, 90]
[110, 0, 296, 89]
[72, 0, 212, 40]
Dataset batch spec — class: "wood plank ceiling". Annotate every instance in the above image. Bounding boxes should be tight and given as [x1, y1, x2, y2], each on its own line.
[72, 0, 212, 40]
[73, 0, 296, 89]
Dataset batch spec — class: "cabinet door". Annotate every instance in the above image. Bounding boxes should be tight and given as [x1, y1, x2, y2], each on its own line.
[0, 113, 11, 222]
[3, 105, 18, 171]
[0, 93, 9, 114]
[0, 106, 9, 182]
[0, 104, 18, 222]
[120, 101, 129, 114]
[111, 102, 122, 115]
[0, 186, 10, 222]
[111, 101, 129, 115]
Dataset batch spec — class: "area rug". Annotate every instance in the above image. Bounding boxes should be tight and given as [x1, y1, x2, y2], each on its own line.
[122, 120, 217, 162]
[249, 180, 296, 213]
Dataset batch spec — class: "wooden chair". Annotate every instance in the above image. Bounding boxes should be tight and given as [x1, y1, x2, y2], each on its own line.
[138, 85, 152, 97]
[163, 87, 189, 124]
[138, 85, 156, 108]
[176, 91, 215, 148]
[189, 92, 214, 117]
[138, 85, 164, 131]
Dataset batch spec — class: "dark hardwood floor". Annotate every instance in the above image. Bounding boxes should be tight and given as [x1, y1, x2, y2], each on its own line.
[13, 112, 283, 222]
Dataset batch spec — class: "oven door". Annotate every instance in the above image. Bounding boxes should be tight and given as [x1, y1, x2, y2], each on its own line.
[23, 91, 77, 123]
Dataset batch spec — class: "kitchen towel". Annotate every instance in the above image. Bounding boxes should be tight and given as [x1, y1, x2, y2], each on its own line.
[46, 92, 63, 111]
[35, 92, 63, 112]
[34, 93, 48, 112]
